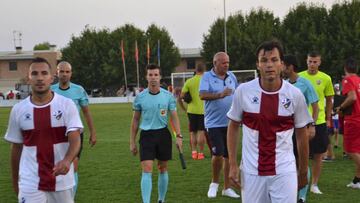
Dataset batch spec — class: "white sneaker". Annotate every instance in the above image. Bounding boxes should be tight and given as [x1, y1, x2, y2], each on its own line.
[207, 183, 219, 198]
[347, 182, 360, 189]
[310, 184, 323, 194]
[222, 188, 240, 198]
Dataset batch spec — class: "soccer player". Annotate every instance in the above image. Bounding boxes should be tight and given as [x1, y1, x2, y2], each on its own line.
[200, 52, 240, 199]
[51, 61, 97, 197]
[4, 57, 83, 203]
[336, 57, 360, 189]
[299, 52, 334, 194]
[227, 40, 312, 203]
[130, 64, 183, 203]
[283, 54, 319, 203]
[178, 63, 206, 160]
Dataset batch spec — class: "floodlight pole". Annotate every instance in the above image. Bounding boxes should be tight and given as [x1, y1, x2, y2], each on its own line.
[223, 0, 227, 53]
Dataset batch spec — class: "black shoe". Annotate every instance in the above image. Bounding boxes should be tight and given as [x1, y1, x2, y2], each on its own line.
[298, 198, 305, 203]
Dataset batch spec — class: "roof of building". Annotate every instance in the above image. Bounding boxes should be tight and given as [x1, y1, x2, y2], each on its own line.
[179, 48, 202, 58]
[0, 49, 61, 61]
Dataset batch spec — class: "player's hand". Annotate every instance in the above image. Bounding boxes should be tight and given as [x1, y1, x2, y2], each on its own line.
[298, 171, 308, 190]
[176, 137, 183, 152]
[89, 132, 97, 147]
[130, 142, 138, 156]
[53, 159, 71, 176]
[308, 125, 315, 140]
[221, 88, 233, 98]
[229, 164, 241, 190]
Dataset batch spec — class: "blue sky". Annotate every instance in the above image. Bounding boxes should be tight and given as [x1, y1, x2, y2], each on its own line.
[0, 0, 339, 51]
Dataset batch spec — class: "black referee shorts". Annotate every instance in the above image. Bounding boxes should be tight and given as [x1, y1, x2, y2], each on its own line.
[187, 113, 205, 132]
[139, 127, 172, 161]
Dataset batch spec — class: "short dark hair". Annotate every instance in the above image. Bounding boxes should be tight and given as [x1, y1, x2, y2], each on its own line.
[283, 54, 299, 71]
[307, 51, 321, 58]
[195, 63, 206, 73]
[146, 63, 161, 75]
[30, 57, 51, 70]
[344, 57, 358, 73]
[255, 40, 284, 61]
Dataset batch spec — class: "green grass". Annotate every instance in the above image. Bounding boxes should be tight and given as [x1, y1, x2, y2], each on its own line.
[0, 103, 359, 202]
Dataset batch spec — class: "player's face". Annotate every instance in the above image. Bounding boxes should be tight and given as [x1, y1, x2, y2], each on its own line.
[307, 56, 321, 74]
[257, 48, 284, 82]
[29, 62, 53, 95]
[214, 54, 229, 75]
[146, 69, 161, 87]
[57, 65, 72, 84]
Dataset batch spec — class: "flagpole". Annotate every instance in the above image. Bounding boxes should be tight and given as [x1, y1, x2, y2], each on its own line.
[121, 40, 128, 90]
[135, 40, 140, 89]
[157, 40, 160, 67]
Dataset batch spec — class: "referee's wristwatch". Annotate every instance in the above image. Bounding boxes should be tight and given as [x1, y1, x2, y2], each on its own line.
[176, 134, 183, 139]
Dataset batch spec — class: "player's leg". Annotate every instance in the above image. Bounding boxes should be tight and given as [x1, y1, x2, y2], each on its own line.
[269, 172, 297, 203]
[310, 124, 328, 194]
[156, 128, 172, 203]
[344, 123, 360, 188]
[47, 189, 74, 203]
[196, 114, 206, 159]
[18, 189, 47, 203]
[242, 173, 270, 203]
[188, 113, 198, 159]
[139, 130, 157, 203]
[207, 128, 224, 198]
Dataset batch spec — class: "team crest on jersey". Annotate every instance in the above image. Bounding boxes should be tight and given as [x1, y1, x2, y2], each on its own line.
[53, 110, 63, 120]
[251, 96, 259, 104]
[160, 109, 167, 116]
[24, 113, 31, 121]
[316, 80, 321, 85]
[281, 98, 291, 109]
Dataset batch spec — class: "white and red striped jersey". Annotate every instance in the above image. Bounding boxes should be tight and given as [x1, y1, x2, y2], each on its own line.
[227, 78, 312, 176]
[4, 93, 83, 192]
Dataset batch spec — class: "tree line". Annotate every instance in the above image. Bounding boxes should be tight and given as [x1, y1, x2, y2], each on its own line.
[202, 1, 360, 83]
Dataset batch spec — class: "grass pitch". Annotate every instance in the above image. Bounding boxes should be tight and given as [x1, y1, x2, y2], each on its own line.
[0, 103, 359, 202]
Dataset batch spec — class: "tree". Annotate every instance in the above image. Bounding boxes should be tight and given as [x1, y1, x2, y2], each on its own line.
[202, 8, 280, 70]
[33, 42, 51, 50]
[61, 24, 180, 91]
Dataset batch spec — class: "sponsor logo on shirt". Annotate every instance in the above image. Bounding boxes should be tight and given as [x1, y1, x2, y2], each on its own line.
[251, 96, 259, 104]
[53, 110, 63, 120]
[282, 98, 291, 109]
[24, 113, 31, 121]
[316, 80, 321, 85]
[160, 109, 167, 116]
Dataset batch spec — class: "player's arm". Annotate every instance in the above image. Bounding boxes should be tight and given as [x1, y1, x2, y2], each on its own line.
[337, 90, 356, 113]
[295, 126, 309, 189]
[177, 92, 187, 112]
[200, 88, 232, 101]
[81, 105, 97, 146]
[130, 111, 141, 156]
[10, 143, 22, 195]
[227, 119, 241, 189]
[53, 130, 81, 176]
[170, 110, 183, 150]
[308, 101, 319, 139]
[325, 96, 334, 127]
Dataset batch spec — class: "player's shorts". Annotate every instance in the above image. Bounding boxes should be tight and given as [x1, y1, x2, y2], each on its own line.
[18, 189, 74, 203]
[241, 171, 297, 203]
[139, 127, 172, 161]
[187, 113, 205, 132]
[207, 127, 228, 158]
[333, 119, 339, 129]
[343, 121, 360, 153]
[77, 133, 84, 159]
[310, 124, 329, 155]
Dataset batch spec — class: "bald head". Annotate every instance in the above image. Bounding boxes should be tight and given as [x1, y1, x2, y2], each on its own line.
[213, 52, 229, 76]
[57, 61, 72, 85]
[213, 52, 228, 63]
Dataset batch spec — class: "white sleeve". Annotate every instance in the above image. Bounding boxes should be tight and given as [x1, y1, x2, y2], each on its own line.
[227, 85, 243, 122]
[294, 90, 313, 128]
[4, 106, 23, 143]
[64, 99, 84, 135]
